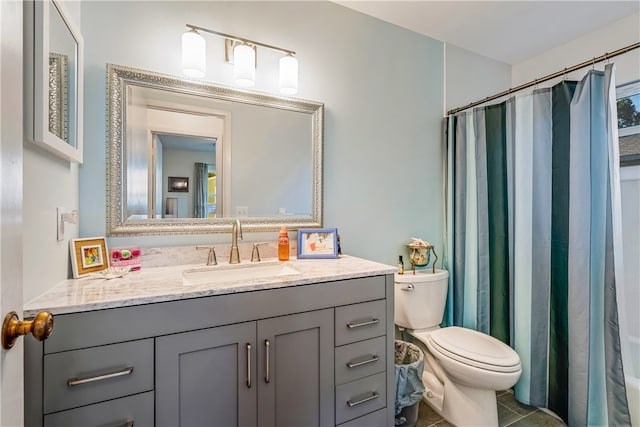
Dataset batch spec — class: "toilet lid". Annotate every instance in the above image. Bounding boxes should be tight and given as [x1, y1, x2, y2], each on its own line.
[428, 327, 521, 373]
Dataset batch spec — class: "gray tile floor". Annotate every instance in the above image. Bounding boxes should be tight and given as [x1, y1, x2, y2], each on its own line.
[415, 390, 567, 427]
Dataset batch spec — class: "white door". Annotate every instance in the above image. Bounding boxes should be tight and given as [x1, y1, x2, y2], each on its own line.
[0, 1, 25, 425]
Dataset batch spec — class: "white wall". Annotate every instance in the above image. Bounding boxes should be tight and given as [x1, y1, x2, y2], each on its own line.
[23, 1, 81, 303]
[79, 2, 445, 267]
[512, 12, 640, 87]
[445, 43, 512, 113]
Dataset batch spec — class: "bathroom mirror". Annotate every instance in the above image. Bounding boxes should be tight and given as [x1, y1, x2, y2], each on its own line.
[106, 64, 323, 236]
[27, 0, 84, 163]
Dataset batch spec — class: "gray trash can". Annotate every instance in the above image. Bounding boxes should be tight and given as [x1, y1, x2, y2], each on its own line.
[394, 340, 425, 427]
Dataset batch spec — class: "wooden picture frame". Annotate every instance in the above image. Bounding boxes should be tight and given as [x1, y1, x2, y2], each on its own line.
[70, 237, 109, 278]
[297, 228, 339, 259]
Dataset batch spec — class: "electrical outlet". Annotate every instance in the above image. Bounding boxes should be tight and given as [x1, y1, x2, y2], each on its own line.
[236, 206, 248, 216]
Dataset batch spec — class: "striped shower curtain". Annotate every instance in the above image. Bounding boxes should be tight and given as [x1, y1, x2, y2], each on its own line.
[444, 64, 631, 425]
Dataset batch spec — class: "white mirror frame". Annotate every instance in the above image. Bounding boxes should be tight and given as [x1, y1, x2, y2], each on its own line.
[27, 0, 84, 163]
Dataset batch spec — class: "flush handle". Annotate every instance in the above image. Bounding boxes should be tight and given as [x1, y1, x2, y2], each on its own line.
[2, 311, 53, 350]
[401, 284, 414, 291]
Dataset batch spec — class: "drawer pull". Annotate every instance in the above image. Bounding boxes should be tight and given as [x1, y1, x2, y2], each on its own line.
[346, 318, 379, 329]
[264, 339, 270, 384]
[347, 391, 379, 407]
[246, 343, 252, 388]
[346, 355, 379, 368]
[67, 366, 133, 387]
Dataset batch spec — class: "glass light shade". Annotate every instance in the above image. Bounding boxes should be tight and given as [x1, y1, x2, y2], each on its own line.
[279, 55, 298, 95]
[234, 44, 255, 87]
[182, 30, 206, 78]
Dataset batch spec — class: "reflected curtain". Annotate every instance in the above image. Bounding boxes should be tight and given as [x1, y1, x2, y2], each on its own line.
[194, 162, 208, 218]
[444, 64, 630, 425]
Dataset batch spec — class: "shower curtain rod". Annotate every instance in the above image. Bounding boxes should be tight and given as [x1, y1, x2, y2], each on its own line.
[447, 41, 640, 115]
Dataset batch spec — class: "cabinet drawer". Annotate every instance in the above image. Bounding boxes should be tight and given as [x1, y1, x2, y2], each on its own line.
[335, 336, 386, 385]
[44, 339, 154, 414]
[335, 372, 386, 424]
[337, 408, 388, 427]
[44, 391, 154, 427]
[335, 300, 386, 346]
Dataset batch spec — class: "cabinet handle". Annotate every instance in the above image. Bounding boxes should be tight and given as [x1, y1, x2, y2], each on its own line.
[346, 318, 379, 329]
[264, 339, 270, 384]
[246, 343, 252, 388]
[67, 366, 133, 387]
[346, 355, 379, 368]
[347, 391, 379, 407]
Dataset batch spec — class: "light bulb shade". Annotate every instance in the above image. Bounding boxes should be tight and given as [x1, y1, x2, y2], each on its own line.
[182, 30, 206, 78]
[234, 44, 255, 87]
[279, 55, 298, 95]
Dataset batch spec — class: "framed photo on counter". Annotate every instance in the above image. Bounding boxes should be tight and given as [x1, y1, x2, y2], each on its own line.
[70, 237, 109, 278]
[297, 228, 338, 259]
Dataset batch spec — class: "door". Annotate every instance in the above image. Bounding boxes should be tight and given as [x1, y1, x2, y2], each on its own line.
[155, 322, 257, 427]
[257, 309, 334, 427]
[0, 1, 25, 425]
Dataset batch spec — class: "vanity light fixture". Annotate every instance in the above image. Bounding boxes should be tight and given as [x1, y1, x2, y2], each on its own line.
[181, 24, 299, 94]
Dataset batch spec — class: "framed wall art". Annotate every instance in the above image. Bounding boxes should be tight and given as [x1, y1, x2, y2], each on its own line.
[168, 176, 189, 192]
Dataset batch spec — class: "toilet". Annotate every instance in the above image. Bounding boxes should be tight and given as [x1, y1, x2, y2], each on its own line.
[395, 269, 522, 426]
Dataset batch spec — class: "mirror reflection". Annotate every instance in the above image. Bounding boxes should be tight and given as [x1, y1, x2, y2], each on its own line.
[107, 64, 323, 235]
[48, 0, 77, 148]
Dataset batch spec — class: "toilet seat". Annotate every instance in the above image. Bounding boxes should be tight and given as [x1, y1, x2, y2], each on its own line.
[427, 327, 521, 373]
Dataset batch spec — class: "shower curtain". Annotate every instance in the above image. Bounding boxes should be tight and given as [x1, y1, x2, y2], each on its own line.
[194, 162, 208, 218]
[444, 64, 631, 425]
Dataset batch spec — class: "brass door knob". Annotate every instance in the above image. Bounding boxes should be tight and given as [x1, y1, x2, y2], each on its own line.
[2, 311, 53, 350]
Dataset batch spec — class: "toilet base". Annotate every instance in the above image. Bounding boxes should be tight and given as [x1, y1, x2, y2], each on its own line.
[423, 381, 499, 427]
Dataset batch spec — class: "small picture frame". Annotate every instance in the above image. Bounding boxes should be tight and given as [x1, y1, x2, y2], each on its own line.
[297, 228, 339, 259]
[168, 176, 189, 192]
[70, 237, 109, 278]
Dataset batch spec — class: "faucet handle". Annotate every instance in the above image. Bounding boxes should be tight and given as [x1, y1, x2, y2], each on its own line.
[251, 242, 269, 262]
[196, 246, 218, 266]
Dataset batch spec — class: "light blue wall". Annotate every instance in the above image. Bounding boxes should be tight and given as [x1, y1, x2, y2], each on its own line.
[79, 1, 444, 267]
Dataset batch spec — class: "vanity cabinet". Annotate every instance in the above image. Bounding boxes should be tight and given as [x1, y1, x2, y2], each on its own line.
[25, 273, 394, 427]
[156, 309, 333, 427]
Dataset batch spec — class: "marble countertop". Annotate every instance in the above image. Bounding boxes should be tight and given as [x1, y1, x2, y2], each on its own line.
[24, 255, 396, 317]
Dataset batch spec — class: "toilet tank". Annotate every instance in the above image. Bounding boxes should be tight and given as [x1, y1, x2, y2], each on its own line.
[394, 269, 449, 330]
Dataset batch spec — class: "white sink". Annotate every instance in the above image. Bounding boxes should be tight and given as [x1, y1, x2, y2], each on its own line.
[183, 261, 301, 286]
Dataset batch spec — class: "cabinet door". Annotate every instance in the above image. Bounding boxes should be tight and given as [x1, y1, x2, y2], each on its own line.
[156, 322, 256, 427]
[257, 309, 334, 427]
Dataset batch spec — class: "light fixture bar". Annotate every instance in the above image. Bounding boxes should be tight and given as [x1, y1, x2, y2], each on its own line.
[186, 24, 295, 56]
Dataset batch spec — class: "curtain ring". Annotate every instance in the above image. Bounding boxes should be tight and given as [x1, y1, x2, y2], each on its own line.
[592, 57, 596, 69]
[563, 68, 567, 81]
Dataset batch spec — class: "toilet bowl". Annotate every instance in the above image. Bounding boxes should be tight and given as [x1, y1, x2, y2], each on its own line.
[395, 270, 522, 426]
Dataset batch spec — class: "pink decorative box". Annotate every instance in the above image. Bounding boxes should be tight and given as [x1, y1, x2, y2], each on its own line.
[110, 248, 142, 271]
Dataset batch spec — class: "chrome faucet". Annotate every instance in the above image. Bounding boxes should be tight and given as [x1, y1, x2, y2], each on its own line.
[229, 219, 243, 264]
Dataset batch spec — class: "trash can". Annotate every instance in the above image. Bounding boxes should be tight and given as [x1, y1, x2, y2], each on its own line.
[394, 340, 425, 427]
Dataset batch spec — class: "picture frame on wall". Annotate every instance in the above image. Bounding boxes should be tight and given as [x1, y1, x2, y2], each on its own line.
[617, 79, 640, 166]
[70, 237, 109, 278]
[168, 176, 189, 192]
[297, 228, 339, 259]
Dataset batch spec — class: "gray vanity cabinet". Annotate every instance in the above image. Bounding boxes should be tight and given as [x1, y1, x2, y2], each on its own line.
[155, 322, 257, 427]
[25, 273, 395, 427]
[155, 309, 334, 427]
[257, 309, 334, 427]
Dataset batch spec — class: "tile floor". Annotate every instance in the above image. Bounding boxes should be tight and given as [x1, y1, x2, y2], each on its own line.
[415, 390, 567, 427]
